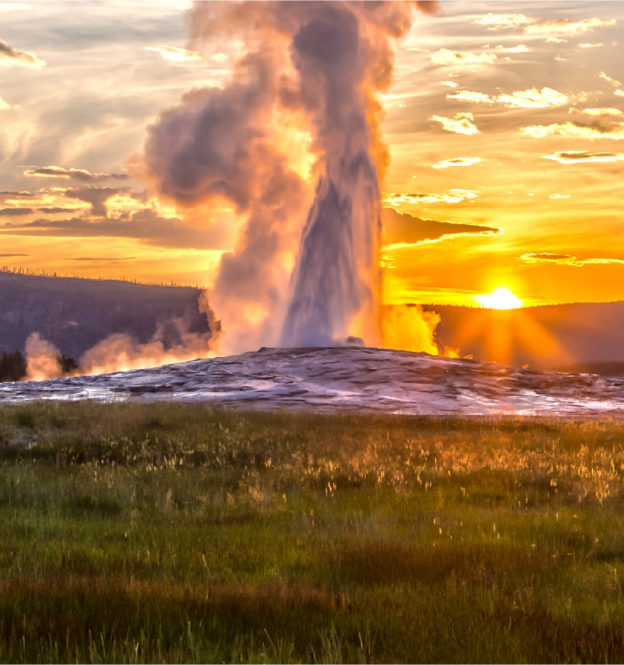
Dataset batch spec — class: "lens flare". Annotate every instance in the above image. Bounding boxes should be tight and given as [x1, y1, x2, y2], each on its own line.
[477, 288, 523, 309]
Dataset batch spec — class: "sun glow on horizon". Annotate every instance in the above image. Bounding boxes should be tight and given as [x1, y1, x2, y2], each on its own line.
[477, 288, 523, 309]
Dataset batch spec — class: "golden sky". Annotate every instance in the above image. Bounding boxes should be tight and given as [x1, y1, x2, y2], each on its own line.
[0, 1, 623, 306]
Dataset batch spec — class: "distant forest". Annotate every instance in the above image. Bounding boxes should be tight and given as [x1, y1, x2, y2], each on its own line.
[0, 271, 213, 360]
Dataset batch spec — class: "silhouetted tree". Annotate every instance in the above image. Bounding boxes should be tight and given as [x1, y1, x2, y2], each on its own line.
[59, 355, 79, 375]
[0, 351, 27, 382]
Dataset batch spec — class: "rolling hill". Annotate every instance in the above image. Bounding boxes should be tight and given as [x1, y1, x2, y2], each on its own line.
[0, 271, 211, 360]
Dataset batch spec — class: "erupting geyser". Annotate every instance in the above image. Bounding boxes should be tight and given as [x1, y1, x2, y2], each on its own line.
[144, 1, 439, 354]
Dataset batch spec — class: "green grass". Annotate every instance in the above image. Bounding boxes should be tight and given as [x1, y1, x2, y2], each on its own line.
[2, 403, 624, 662]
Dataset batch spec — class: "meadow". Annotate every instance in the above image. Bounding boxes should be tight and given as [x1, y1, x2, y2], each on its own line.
[2, 402, 624, 662]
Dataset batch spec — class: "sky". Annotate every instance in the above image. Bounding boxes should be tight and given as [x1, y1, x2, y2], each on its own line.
[0, 1, 622, 307]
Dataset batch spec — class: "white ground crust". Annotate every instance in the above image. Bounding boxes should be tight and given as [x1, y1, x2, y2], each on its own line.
[1, 347, 623, 417]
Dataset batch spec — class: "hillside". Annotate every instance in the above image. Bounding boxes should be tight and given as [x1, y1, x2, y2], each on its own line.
[426, 302, 624, 371]
[0, 272, 211, 359]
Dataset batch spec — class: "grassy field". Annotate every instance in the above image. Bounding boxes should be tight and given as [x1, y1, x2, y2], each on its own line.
[2, 403, 624, 662]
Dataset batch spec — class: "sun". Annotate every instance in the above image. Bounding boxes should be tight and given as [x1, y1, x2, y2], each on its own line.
[477, 288, 523, 310]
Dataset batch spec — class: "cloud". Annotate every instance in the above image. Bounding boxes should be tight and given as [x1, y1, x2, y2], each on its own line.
[496, 44, 529, 53]
[62, 186, 130, 216]
[69, 256, 136, 262]
[0, 254, 28, 258]
[579, 43, 603, 49]
[145, 45, 204, 62]
[549, 194, 570, 199]
[449, 87, 567, 108]
[600, 71, 622, 87]
[432, 157, 483, 169]
[447, 90, 494, 104]
[441, 81, 458, 88]
[23, 166, 129, 183]
[616, 90, 624, 98]
[430, 112, 479, 135]
[0, 191, 33, 200]
[0, 207, 33, 216]
[37, 207, 77, 214]
[524, 18, 616, 36]
[496, 87, 568, 108]
[543, 151, 624, 164]
[522, 253, 624, 267]
[473, 13, 537, 30]
[546, 37, 567, 44]
[0, 209, 228, 250]
[523, 121, 624, 140]
[0, 96, 12, 111]
[383, 190, 479, 206]
[431, 49, 496, 66]
[575, 108, 623, 117]
[382, 208, 501, 247]
[0, 38, 46, 69]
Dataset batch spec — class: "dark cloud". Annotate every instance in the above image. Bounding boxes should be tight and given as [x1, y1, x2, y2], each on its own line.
[0, 208, 34, 217]
[37, 207, 77, 214]
[0, 253, 29, 257]
[24, 166, 129, 183]
[521, 253, 624, 266]
[523, 252, 574, 261]
[0, 209, 229, 250]
[69, 256, 136, 262]
[0, 191, 34, 200]
[62, 186, 128, 217]
[381, 208, 501, 246]
[0, 38, 45, 68]
[543, 151, 624, 164]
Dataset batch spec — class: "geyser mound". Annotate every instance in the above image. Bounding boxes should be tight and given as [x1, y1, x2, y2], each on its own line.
[1, 347, 623, 418]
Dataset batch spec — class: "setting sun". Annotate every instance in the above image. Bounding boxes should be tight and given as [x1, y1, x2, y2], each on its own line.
[477, 288, 523, 310]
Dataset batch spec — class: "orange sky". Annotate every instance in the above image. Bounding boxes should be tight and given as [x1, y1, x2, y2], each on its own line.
[0, 1, 623, 307]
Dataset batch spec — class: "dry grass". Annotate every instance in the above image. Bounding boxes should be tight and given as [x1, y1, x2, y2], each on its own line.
[2, 403, 624, 661]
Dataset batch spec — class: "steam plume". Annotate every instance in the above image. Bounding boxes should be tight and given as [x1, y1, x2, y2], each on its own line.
[144, 1, 439, 353]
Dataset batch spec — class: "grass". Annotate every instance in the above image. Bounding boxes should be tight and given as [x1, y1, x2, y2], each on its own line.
[2, 403, 624, 661]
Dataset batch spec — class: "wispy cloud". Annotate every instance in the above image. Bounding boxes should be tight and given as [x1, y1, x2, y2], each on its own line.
[524, 18, 617, 36]
[23, 166, 128, 183]
[430, 112, 479, 135]
[575, 107, 623, 117]
[616, 90, 624, 98]
[69, 256, 136, 262]
[579, 43, 604, 49]
[543, 151, 624, 164]
[383, 190, 479, 206]
[432, 157, 483, 169]
[0, 38, 46, 69]
[522, 253, 624, 266]
[473, 13, 537, 30]
[474, 14, 617, 37]
[549, 194, 570, 199]
[0, 96, 12, 110]
[145, 45, 203, 62]
[523, 121, 624, 140]
[447, 90, 494, 104]
[441, 81, 458, 88]
[600, 71, 622, 87]
[431, 49, 496, 66]
[145, 46, 228, 64]
[448, 87, 568, 109]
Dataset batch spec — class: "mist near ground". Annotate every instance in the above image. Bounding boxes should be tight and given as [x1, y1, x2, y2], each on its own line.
[428, 302, 624, 372]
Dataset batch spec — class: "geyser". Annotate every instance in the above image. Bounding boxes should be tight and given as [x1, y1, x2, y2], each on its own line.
[144, 1, 440, 354]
